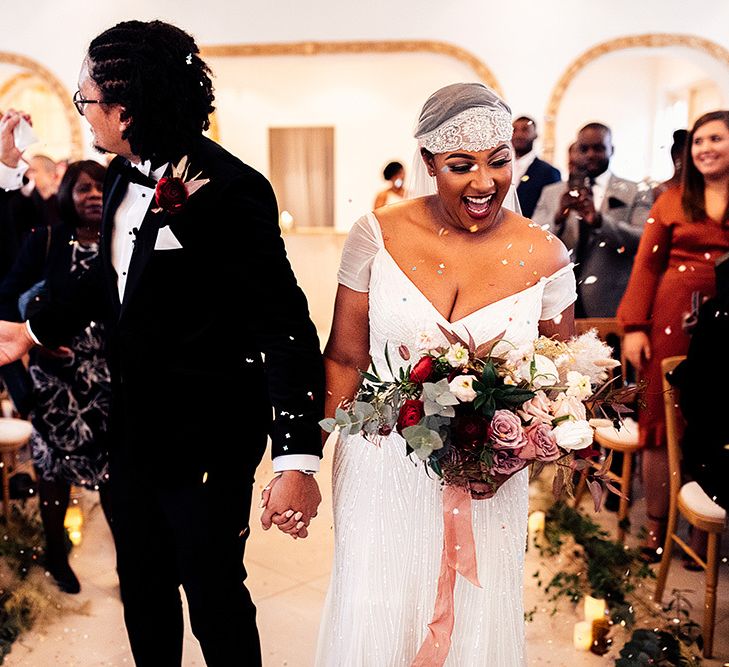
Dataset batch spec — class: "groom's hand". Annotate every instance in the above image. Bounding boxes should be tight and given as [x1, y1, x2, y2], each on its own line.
[260, 471, 321, 539]
[0, 321, 36, 366]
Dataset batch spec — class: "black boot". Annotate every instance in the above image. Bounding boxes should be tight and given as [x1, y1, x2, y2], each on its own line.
[38, 478, 81, 594]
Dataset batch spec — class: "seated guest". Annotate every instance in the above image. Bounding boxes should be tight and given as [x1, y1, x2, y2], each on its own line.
[511, 115, 561, 218]
[669, 251, 729, 511]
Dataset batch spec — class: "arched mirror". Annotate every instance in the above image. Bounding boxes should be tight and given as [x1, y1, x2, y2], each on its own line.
[544, 35, 729, 183]
[0, 52, 83, 162]
[200, 41, 501, 334]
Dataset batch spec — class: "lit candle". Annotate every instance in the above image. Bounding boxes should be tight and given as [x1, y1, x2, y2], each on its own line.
[527, 510, 545, 547]
[573, 620, 592, 651]
[583, 595, 607, 622]
[64, 505, 84, 546]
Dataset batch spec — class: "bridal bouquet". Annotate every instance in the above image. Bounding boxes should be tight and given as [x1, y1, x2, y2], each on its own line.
[321, 325, 639, 508]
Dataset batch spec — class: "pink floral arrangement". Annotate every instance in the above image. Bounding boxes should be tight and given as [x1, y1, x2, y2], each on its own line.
[322, 325, 638, 508]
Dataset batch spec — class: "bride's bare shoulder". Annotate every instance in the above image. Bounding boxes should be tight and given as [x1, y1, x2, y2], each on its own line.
[373, 196, 435, 239]
[502, 210, 571, 278]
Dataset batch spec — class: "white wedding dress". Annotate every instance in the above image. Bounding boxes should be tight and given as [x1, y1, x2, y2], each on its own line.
[315, 213, 576, 666]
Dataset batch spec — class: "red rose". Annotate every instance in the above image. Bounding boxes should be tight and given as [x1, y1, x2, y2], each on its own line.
[397, 399, 424, 432]
[409, 356, 434, 383]
[453, 414, 489, 450]
[155, 176, 188, 213]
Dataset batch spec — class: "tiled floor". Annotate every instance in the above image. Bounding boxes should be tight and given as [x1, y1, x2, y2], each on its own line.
[5, 444, 727, 666]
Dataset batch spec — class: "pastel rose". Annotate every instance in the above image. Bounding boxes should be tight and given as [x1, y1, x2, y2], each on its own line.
[519, 423, 561, 462]
[415, 331, 440, 353]
[551, 392, 587, 422]
[448, 374, 478, 402]
[518, 390, 553, 426]
[552, 419, 594, 451]
[491, 448, 529, 476]
[518, 354, 559, 389]
[445, 343, 469, 368]
[565, 371, 593, 400]
[488, 409, 527, 450]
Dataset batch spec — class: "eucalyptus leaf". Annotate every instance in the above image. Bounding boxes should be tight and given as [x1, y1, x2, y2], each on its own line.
[319, 418, 337, 432]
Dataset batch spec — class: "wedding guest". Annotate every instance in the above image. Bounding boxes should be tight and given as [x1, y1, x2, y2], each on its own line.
[0, 20, 324, 666]
[653, 129, 688, 200]
[374, 160, 406, 208]
[511, 115, 561, 218]
[618, 110, 729, 560]
[669, 250, 729, 511]
[532, 122, 653, 316]
[0, 160, 111, 594]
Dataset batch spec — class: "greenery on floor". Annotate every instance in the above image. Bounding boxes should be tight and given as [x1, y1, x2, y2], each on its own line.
[533, 501, 703, 666]
[0, 502, 61, 664]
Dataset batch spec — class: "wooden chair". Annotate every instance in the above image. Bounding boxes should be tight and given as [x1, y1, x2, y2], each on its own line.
[0, 417, 33, 523]
[654, 355, 726, 658]
[573, 318, 642, 542]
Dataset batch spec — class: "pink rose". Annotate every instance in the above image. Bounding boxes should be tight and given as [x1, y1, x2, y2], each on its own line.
[518, 390, 553, 426]
[488, 409, 527, 450]
[551, 392, 587, 422]
[519, 423, 561, 462]
[491, 449, 529, 476]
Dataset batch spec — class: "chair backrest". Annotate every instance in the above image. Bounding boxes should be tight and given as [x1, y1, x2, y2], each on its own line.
[661, 355, 687, 503]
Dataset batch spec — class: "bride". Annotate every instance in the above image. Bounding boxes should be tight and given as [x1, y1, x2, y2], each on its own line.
[315, 83, 577, 666]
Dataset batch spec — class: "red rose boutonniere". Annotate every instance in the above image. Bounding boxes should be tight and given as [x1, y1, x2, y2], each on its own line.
[152, 155, 209, 214]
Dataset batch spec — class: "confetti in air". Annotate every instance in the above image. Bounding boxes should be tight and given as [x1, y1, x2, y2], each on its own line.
[583, 276, 598, 285]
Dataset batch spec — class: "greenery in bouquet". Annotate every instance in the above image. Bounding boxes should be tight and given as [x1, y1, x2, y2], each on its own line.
[321, 325, 642, 506]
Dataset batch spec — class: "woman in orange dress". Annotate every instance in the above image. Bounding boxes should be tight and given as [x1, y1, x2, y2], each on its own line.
[618, 110, 729, 558]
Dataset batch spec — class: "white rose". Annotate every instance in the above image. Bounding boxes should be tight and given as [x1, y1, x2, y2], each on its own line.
[415, 331, 440, 353]
[445, 343, 469, 368]
[566, 371, 593, 400]
[552, 419, 594, 451]
[551, 391, 587, 422]
[519, 354, 559, 389]
[448, 374, 478, 402]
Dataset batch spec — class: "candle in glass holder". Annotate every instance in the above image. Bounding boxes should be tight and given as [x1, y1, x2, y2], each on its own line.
[527, 510, 546, 546]
[590, 618, 611, 655]
[64, 505, 83, 546]
[583, 595, 607, 622]
[573, 620, 592, 651]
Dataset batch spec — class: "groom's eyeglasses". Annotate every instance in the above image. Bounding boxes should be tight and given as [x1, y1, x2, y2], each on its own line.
[73, 90, 102, 116]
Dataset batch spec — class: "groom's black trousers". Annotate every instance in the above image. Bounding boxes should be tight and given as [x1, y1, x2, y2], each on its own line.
[108, 436, 267, 667]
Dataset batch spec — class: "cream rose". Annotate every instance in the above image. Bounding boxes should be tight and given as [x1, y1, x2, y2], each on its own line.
[552, 419, 593, 451]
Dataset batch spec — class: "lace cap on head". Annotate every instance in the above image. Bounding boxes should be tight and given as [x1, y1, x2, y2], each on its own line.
[414, 82, 513, 154]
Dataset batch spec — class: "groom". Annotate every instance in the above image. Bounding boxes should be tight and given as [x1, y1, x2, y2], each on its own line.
[0, 21, 324, 666]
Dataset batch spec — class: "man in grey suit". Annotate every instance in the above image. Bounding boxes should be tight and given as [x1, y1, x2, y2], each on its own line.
[532, 123, 652, 317]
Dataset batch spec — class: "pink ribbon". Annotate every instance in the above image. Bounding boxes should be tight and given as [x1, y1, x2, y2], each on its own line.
[411, 485, 481, 666]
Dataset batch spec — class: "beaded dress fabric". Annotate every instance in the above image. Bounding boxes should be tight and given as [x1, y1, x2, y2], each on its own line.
[315, 213, 576, 666]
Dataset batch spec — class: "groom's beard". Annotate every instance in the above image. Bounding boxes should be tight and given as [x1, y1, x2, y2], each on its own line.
[93, 143, 111, 155]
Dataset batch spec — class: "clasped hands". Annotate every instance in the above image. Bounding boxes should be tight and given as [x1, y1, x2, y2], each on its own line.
[260, 470, 321, 539]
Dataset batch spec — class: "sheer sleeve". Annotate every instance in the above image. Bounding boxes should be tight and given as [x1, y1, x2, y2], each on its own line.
[540, 263, 577, 320]
[337, 213, 382, 292]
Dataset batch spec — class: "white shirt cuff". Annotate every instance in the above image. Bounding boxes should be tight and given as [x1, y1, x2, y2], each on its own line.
[0, 161, 27, 191]
[272, 454, 320, 474]
[25, 321, 41, 345]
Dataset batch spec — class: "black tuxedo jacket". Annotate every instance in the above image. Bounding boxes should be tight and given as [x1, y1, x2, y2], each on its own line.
[30, 137, 325, 483]
[515, 157, 561, 219]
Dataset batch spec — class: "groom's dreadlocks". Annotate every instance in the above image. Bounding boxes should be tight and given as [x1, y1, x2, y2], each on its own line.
[87, 20, 216, 164]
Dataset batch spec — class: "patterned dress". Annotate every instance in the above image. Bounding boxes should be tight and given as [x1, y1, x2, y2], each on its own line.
[29, 241, 111, 488]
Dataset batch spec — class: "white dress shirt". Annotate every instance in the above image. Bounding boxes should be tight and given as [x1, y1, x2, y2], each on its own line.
[512, 149, 537, 187]
[0, 160, 28, 191]
[591, 169, 611, 212]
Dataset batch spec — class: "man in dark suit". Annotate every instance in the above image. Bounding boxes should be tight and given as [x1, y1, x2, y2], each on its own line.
[532, 123, 652, 317]
[511, 116, 561, 218]
[0, 21, 323, 667]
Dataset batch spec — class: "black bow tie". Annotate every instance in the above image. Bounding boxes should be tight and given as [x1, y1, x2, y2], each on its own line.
[120, 161, 158, 189]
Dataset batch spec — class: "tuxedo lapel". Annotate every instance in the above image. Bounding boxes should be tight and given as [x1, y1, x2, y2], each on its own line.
[120, 205, 169, 318]
[101, 172, 127, 314]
